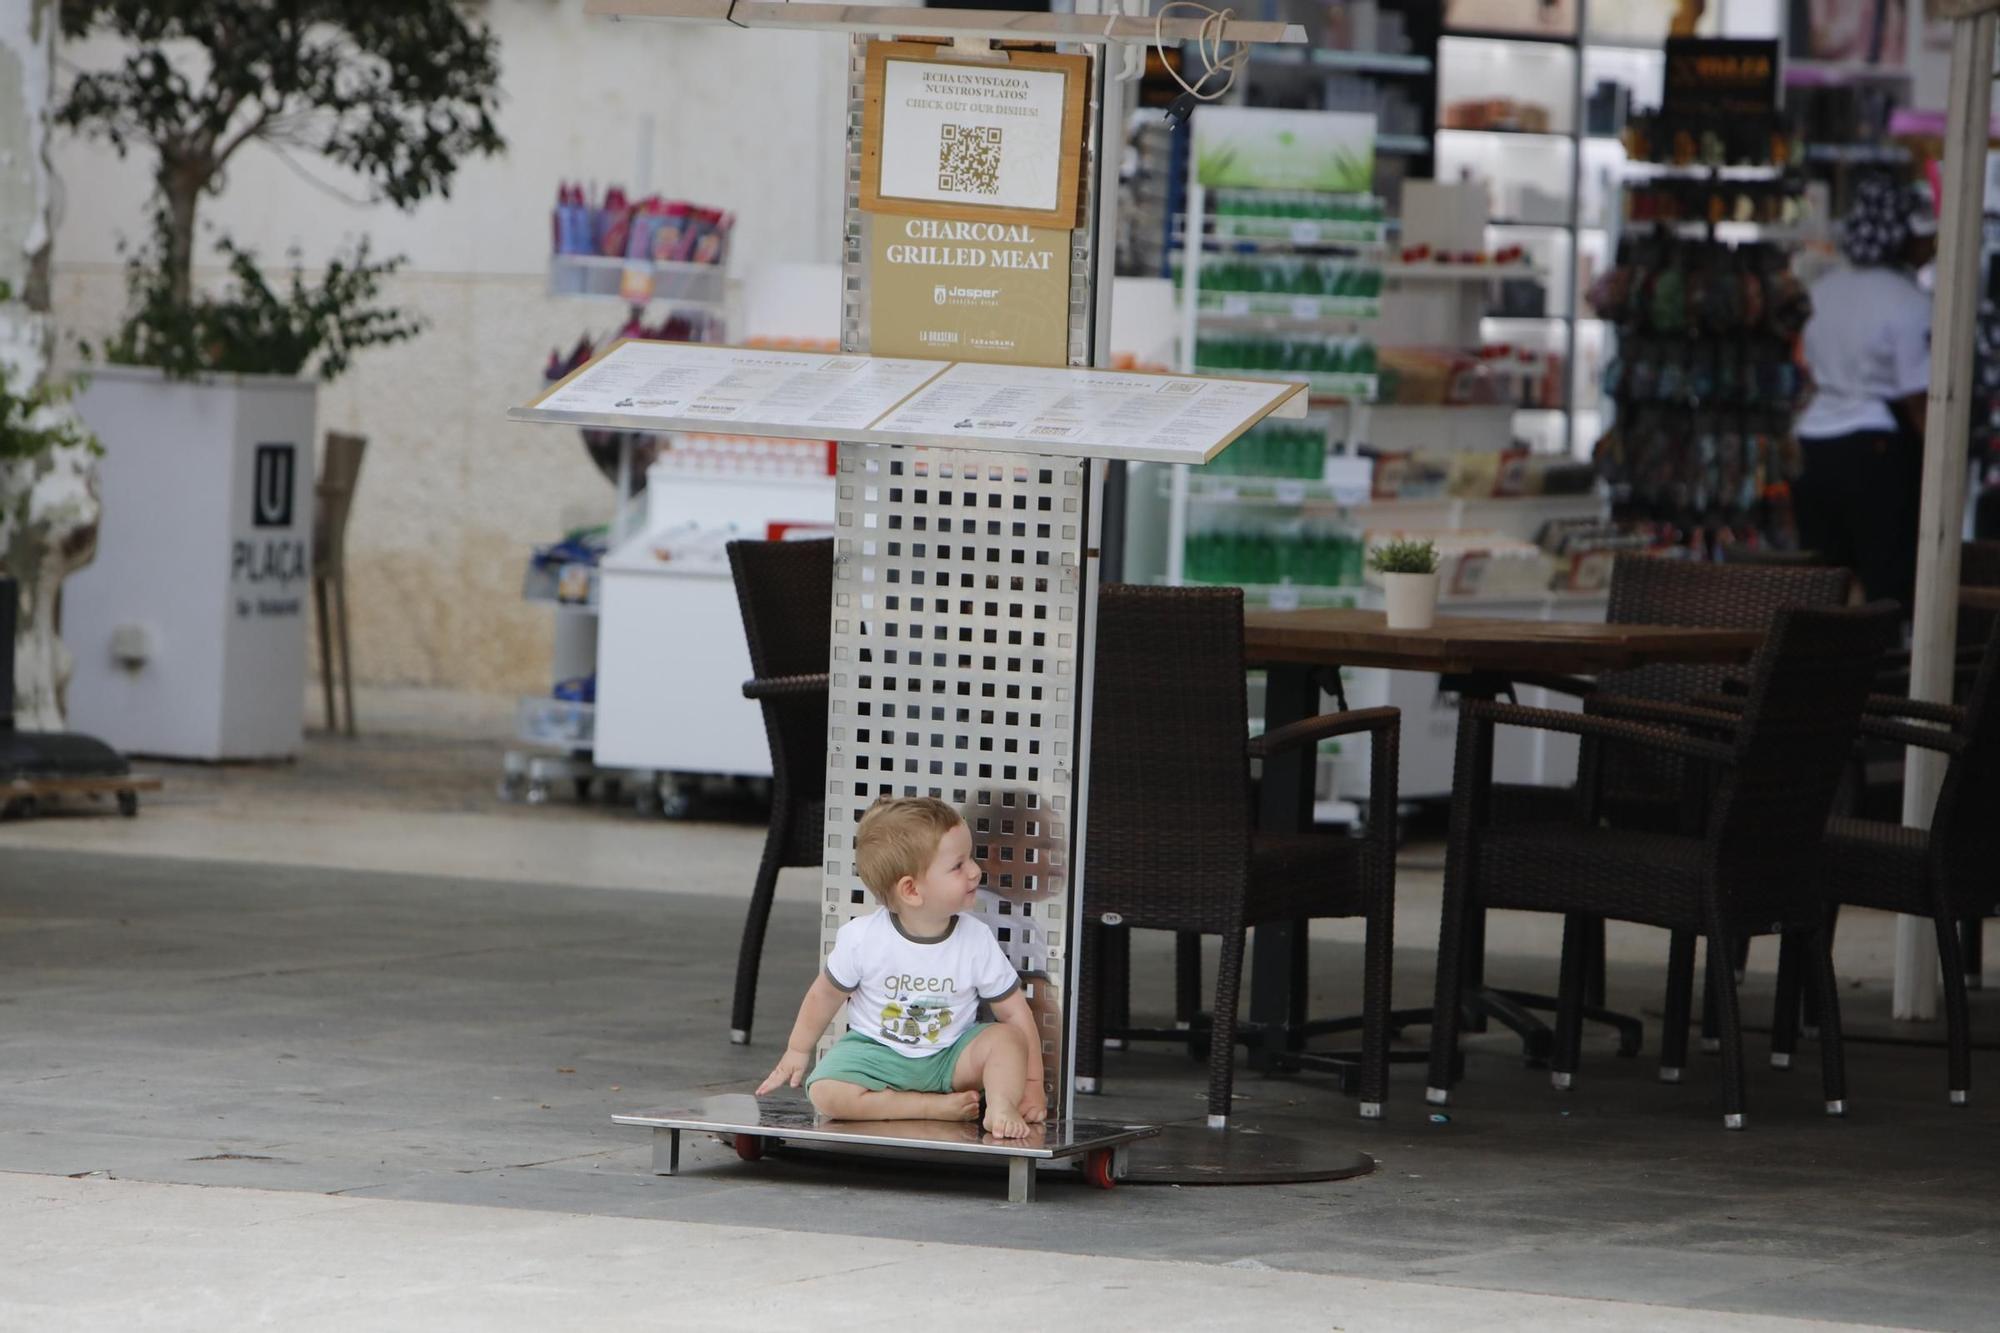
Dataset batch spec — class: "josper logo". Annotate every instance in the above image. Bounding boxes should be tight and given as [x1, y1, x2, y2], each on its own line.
[252, 443, 295, 528]
[934, 285, 948, 305]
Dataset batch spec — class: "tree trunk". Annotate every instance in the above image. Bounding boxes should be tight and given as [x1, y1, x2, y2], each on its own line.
[159, 160, 205, 311]
[0, 0, 102, 732]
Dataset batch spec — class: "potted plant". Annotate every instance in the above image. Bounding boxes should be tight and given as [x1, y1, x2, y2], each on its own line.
[1369, 538, 1441, 630]
[50, 2, 504, 759]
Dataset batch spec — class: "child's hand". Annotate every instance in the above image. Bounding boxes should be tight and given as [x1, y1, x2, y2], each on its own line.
[1021, 1086, 1048, 1124]
[756, 1048, 811, 1096]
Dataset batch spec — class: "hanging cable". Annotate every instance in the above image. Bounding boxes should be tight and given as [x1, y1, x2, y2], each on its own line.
[1153, 2, 1247, 130]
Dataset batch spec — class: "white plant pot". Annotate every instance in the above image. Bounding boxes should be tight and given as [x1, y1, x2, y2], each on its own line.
[1382, 571, 1439, 630]
[65, 366, 317, 760]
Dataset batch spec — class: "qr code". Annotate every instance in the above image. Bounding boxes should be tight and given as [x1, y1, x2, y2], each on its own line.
[938, 124, 1002, 196]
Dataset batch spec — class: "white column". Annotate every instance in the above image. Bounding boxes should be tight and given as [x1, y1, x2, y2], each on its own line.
[1894, 11, 1997, 1021]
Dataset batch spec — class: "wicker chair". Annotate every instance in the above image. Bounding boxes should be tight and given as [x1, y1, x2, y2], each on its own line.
[723, 538, 832, 1045]
[1762, 622, 2000, 1105]
[1073, 585, 1401, 1125]
[1427, 602, 1900, 1129]
[1493, 556, 1853, 1067]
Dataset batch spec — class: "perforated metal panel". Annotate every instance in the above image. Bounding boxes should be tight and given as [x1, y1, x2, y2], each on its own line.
[825, 38, 1106, 1112]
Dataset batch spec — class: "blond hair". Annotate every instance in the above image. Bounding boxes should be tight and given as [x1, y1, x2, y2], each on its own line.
[855, 796, 963, 909]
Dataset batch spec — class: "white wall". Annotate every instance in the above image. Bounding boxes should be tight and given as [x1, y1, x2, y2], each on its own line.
[48, 2, 848, 695]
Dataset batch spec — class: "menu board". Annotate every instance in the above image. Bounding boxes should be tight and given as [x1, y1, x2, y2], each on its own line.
[874, 363, 1299, 461]
[514, 340, 1305, 465]
[530, 341, 944, 432]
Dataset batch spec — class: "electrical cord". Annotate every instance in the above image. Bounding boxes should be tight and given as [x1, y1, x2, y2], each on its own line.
[1153, 1, 1247, 129]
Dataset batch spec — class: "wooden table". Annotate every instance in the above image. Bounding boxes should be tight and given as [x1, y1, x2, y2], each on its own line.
[1239, 607, 1765, 1065]
[1959, 586, 2000, 614]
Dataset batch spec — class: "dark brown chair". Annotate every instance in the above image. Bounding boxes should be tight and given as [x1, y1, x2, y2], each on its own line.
[1073, 585, 1401, 1124]
[313, 432, 367, 736]
[724, 538, 832, 1046]
[1428, 602, 1900, 1129]
[1493, 556, 1853, 1066]
[1955, 541, 2000, 987]
[1764, 621, 2000, 1105]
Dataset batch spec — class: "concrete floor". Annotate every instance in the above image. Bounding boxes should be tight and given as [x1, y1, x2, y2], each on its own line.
[1, 696, 1997, 1329]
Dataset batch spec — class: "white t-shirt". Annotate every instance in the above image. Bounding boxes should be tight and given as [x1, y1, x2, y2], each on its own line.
[825, 909, 1020, 1058]
[1797, 265, 1932, 440]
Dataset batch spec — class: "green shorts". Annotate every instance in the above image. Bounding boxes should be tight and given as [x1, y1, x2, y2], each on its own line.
[806, 1024, 991, 1094]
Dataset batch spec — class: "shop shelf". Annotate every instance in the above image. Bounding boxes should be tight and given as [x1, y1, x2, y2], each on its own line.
[1375, 134, 1434, 156]
[1195, 290, 1383, 323]
[1196, 366, 1379, 401]
[547, 255, 728, 308]
[517, 696, 596, 749]
[522, 558, 601, 609]
[1251, 48, 1433, 77]
[1201, 215, 1391, 247]
[1442, 27, 1579, 46]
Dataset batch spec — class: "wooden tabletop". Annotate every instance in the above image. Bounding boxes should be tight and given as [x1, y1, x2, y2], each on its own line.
[1242, 607, 1764, 676]
[1961, 586, 2000, 613]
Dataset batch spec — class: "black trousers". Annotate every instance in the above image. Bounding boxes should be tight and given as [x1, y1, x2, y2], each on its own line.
[1792, 428, 1922, 607]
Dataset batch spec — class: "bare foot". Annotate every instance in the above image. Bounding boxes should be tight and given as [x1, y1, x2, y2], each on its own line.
[935, 1090, 984, 1122]
[984, 1101, 1030, 1138]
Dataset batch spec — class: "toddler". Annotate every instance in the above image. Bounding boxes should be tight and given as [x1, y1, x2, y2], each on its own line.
[756, 796, 1046, 1138]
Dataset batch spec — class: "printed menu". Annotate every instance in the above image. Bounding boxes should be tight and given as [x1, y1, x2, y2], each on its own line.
[515, 340, 1304, 464]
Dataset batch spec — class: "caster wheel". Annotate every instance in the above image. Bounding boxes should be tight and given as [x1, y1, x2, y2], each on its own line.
[525, 782, 551, 806]
[733, 1134, 767, 1162]
[1082, 1149, 1115, 1190]
[116, 790, 139, 817]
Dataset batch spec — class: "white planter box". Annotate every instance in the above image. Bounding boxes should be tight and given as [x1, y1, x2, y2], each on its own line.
[65, 366, 316, 760]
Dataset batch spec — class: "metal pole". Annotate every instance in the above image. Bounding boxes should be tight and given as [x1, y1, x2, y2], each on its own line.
[1894, 10, 1996, 1022]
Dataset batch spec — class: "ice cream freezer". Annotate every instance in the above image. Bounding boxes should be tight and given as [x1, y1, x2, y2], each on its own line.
[591, 458, 834, 778]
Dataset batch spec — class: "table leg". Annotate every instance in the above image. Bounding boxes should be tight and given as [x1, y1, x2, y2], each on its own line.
[653, 1128, 680, 1177]
[1007, 1157, 1037, 1204]
[1249, 663, 1321, 1064]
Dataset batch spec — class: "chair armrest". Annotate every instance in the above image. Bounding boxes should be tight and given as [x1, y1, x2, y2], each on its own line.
[1585, 695, 1741, 735]
[1857, 715, 1967, 754]
[742, 673, 830, 701]
[1690, 691, 1745, 713]
[1249, 706, 1400, 759]
[1501, 670, 1598, 699]
[1462, 698, 1735, 766]
[1862, 695, 1965, 727]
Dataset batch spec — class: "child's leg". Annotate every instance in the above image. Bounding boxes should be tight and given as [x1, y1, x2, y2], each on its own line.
[951, 1025, 1032, 1137]
[807, 1079, 981, 1122]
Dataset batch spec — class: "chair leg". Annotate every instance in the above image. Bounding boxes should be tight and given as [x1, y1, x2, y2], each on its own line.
[1205, 929, 1248, 1127]
[1708, 925, 1749, 1130]
[313, 577, 336, 733]
[1769, 931, 1804, 1071]
[1076, 920, 1106, 1092]
[1426, 873, 1473, 1104]
[1357, 894, 1394, 1118]
[1962, 915, 1985, 992]
[1934, 911, 1973, 1105]
[1807, 923, 1848, 1116]
[728, 826, 788, 1044]
[1174, 931, 1203, 1027]
[333, 571, 357, 736]
[1101, 924, 1131, 1043]
[1660, 930, 1696, 1084]
[1582, 916, 1607, 1009]
[1699, 942, 1722, 1054]
[1801, 905, 1838, 1038]
[1551, 914, 1590, 1091]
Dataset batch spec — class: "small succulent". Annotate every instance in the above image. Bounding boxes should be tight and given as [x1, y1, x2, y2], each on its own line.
[1367, 538, 1439, 576]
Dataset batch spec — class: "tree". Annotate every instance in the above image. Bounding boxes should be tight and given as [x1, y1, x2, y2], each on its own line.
[54, 1, 505, 376]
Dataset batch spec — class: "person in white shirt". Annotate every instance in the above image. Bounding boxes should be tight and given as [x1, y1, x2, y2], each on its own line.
[756, 796, 1046, 1138]
[1794, 174, 1938, 606]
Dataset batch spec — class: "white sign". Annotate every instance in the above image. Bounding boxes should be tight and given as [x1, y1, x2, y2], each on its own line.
[876, 52, 1074, 215]
[536, 342, 944, 431]
[873, 362, 1300, 461]
[516, 340, 1306, 466]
